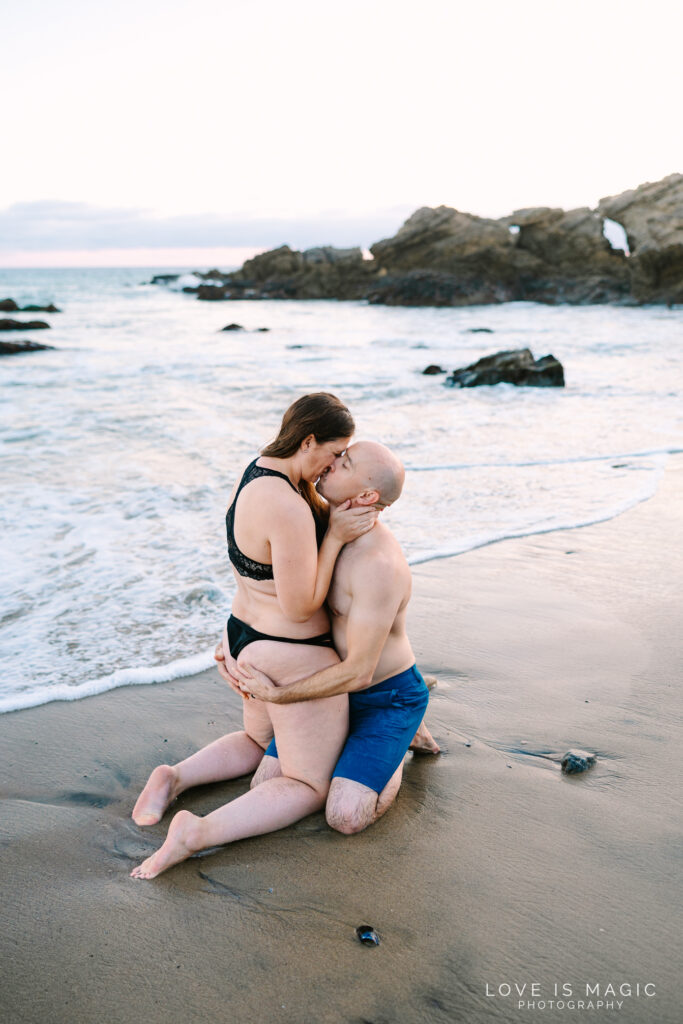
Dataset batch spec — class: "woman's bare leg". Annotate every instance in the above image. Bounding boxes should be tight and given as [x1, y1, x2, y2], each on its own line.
[250, 754, 282, 788]
[131, 642, 347, 878]
[130, 774, 329, 878]
[132, 732, 266, 826]
[132, 632, 276, 826]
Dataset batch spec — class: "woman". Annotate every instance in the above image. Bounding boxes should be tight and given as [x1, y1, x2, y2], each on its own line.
[131, 393, 375, 878]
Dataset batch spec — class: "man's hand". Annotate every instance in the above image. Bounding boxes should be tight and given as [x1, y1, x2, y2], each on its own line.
[234, 663, 283, 703]
[214, 639, 249, 700]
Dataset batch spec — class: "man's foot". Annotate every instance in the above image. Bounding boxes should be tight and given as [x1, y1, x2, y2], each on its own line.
[423, 674, 438, 690]
[130, 810, 203, 879]
[132, 764, 180, 825]
[409, 721, 440, 754]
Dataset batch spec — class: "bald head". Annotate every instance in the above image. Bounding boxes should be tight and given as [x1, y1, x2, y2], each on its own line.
[347, 440, 405, 507]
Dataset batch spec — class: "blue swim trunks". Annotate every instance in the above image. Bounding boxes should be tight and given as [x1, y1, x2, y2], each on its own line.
[263, 664, 430, 794]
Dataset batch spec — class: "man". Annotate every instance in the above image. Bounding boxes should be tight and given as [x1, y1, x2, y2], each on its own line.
[221, 440, 439, 835]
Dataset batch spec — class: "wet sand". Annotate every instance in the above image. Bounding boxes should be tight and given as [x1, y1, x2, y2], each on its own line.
[2, 458, 682, 1023]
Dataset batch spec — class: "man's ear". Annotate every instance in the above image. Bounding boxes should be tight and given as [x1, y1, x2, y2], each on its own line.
[356, 489, 380, 506]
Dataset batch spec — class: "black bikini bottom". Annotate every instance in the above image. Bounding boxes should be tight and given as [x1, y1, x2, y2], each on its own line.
[226, 613, 335, 661]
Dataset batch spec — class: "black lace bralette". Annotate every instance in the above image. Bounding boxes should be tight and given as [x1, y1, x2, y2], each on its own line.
[225, 459, 300, 581]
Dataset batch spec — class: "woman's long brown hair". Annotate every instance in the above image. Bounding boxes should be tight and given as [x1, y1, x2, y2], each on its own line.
[261, 392, 354, 523]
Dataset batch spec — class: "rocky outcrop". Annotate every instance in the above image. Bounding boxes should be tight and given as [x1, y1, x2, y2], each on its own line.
[368, 207, 523, 306]
[561, 749, 596, 775]
[366, 268, 515, 307]
[149, 173, 681, 306]
[368, 203, 631, 306]
[500, 207, 630, 303]
[371, 206, 515, 273]
[198, 245, 376, 301]
[0, 339, 55, 355]
[444, 349, 564, 388]
[0, 319, 50, 331]
[598, 173, 683, 304]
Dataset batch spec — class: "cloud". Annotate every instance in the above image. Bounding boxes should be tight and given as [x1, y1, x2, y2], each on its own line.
[0, 200, 413, 252]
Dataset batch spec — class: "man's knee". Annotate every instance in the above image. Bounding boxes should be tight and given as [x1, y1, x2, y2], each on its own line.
[326, 806, 369, 835]
[325, 780, 377, 835]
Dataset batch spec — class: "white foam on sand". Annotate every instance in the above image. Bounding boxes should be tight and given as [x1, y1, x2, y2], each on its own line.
[0, 647, 217, 714]
[407, 453, 667, 565]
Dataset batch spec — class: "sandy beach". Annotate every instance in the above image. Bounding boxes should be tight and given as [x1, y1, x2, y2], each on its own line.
[2, 457, 682, 1024]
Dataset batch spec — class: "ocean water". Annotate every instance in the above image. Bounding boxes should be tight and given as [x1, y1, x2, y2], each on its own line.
[1, 267, 681, 712]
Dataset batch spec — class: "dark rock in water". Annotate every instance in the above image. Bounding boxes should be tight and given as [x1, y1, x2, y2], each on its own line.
[466, 327, 494, 333]
[445, 348, 564, 388]
[0, 300, 60, 313]
[356, 925, 380, 946]
[0, 318, 50, 331]
[221, 323, 244, 331]
[423, 364, 446, 375]
[150, 274, 180, 285]
[561, 749, 597, 774]
[256, 327, 270, 332]
[0, 339, 56, 355]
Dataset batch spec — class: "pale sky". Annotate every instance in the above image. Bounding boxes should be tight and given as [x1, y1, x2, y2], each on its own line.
[2, 0, 681, 266]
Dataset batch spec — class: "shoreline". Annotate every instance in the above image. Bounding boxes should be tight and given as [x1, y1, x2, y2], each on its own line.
[3, 445, 679, 716]
[2, 457, 682, 1022]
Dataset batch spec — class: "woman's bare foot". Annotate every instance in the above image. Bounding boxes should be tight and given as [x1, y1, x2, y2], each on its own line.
[132, 764, 180, 826]
[409, 721, 441, 754]
[130, 810, 203, 879]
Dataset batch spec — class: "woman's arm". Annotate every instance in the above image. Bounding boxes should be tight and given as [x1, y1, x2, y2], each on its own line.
[268, 491, 375, 622]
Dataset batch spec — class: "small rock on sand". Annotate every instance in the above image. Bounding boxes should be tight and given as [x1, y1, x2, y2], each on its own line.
[356, 926, 380, 946]
[561, 749, 597, 774]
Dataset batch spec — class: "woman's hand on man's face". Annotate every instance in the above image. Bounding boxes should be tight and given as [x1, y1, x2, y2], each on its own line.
[328, 500, 379, 544]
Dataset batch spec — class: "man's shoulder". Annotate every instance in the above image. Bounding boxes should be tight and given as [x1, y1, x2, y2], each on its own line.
[344, 523, 410, 582]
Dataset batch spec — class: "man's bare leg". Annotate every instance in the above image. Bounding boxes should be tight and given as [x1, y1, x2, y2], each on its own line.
[325, 763, 404, 836]
[130, 773, 327, 879]
[132, 731, 266, 826]
[409, 718, 440, 754]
